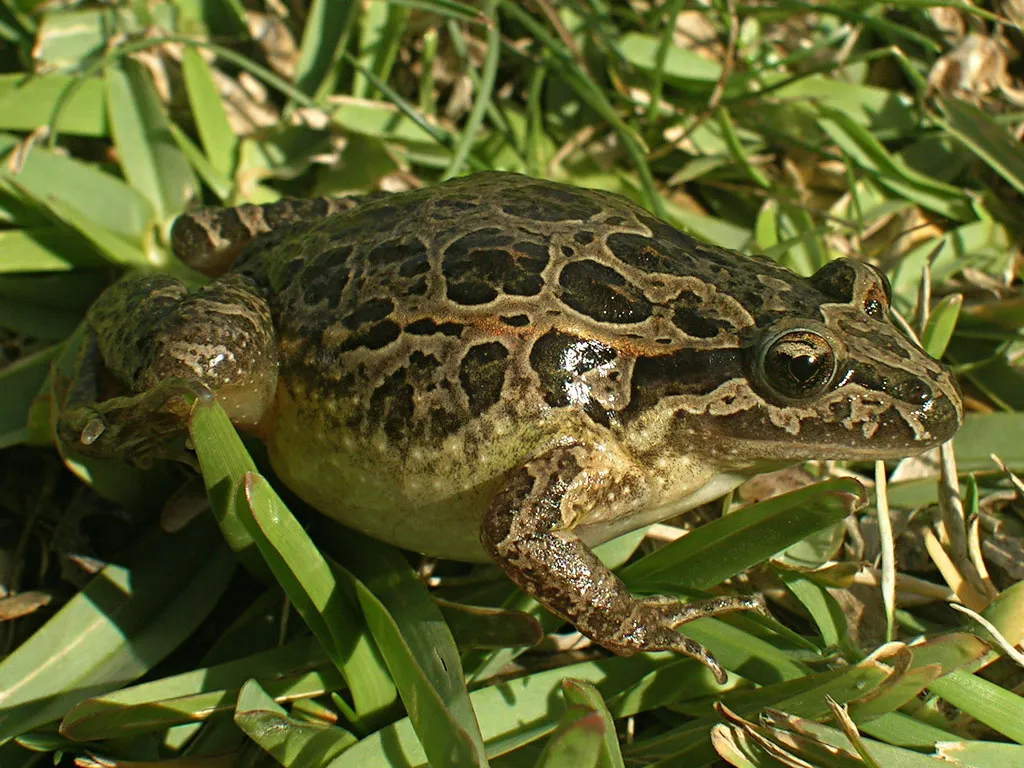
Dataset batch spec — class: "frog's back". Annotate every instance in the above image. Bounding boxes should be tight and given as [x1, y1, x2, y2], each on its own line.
[241, 172, 820, 446]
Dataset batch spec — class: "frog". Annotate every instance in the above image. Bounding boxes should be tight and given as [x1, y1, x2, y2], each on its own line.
[53, 171, 963, 683]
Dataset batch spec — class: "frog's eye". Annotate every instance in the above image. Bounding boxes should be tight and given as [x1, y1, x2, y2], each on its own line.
[757, 328, 838, 400]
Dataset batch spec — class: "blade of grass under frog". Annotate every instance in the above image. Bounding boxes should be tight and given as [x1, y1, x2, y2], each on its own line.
[620, 477, 864, 590]
[238, 473, 398, 729]
[320, 526, 489, 768]
[189, 400, 268, 574]
[551, 679, 626, 768]
[333, 654, 670, 768]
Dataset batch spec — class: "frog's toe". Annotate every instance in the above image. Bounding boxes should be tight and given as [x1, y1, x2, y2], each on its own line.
[79, 415, 107, 445]
[639, 593, 769, 626]
[610, 604, 728, 683]
[55, 378, 213, 466]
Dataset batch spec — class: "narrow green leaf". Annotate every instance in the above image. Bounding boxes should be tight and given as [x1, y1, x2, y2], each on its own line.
[238, 472, 398, 724]
[188, 400, 265, 570]
[921, 293, 962, 359]
[32, 7, 123, 72]
[333, 655, 670, 767]
[621, 477, 865, 588]
[326, 530, 488, 767]
[558, 680, 625, 768]
[937, 96, 1024, 196]
[0, 343, 58, 450]
[775, 569, 844, 649]
[928, 670, 1024, 745]
[0, 132, 153, 246]
[952, 413, 1024, 473]
[61, 637, 340, 741]
[816, 107, 971, 221]
[294, 0, 358, 98]
[0, 226, 103, 272]
[104, 58, 197, 223]
[234, 679, 357, 765]
[0, 73, 106, 137]
[180, 46, 238, 180]
[534, 709, 602, 768]
[754, 199, 780, 251]
[0, 517, 235, 743]
[617, 31, 722, 84]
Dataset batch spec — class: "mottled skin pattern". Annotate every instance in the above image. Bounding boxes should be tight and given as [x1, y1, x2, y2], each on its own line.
[54, 172, 963, 682]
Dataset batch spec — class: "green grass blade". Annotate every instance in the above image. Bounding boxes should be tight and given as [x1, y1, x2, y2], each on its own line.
[179, 46, 238, 182]
[0, 74, 106, 137]
[237, 472, 399, 725]
[104, 58, 197, 223]
[621, 477, 864, 589]
[324, 529, 489, 767]
[234, 679, 357, 765]
[0, 517, 235, 743]
[936, 96, 1024, 196]
[60, 637, 339, 741]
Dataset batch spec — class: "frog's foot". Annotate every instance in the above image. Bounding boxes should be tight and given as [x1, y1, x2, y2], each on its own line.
[481, 445, 767, 684]
[602, 594, 769, 682]
[56, 379, 213, 468]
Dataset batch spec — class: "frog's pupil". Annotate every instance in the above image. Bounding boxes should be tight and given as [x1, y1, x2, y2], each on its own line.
[789, 354, 819, 382]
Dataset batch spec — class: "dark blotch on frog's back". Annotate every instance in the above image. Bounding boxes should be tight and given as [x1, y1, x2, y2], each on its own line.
[559, 260, 653, 324]
[442, 229, 548, 306]
[606, 232, 704, 278]
[284, 244, 353, 310]
[459, 341, 510, 417]
[671, 290, 733, 339]
[343, 298, 394, 330]
[500, 182, 605, 222]
[622, 348, 741, 418]
[501, 314, 531, 327]
[368, 368, 415, 442]
[406, 318, 464, 337]
[356, 236, 432, 280]
[339, 320, 401, 352]
[528, 330, 618, 426]
[431, 196, 485, 218]
[363, 351, 447, 442]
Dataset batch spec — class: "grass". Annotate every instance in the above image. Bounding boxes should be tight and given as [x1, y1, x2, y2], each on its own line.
[1, 1, 1024, 766]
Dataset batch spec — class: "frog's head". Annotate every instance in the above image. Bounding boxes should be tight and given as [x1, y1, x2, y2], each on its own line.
[623, 258, 963, 469]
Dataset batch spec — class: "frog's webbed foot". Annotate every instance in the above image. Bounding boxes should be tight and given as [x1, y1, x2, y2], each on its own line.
[56, 379, 212, 468]
[481, 446, 766, 684]
[607, 594, 769, 681]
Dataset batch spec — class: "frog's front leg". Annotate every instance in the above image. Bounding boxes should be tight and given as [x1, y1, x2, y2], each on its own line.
[54, 272, 278, 467]
[481, 446, 765, 683]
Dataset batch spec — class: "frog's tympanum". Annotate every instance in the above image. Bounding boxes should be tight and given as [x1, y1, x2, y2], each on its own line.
[55, 172, 963, 682]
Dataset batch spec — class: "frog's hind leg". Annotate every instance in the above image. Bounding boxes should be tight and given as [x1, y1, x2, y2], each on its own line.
[480, 445, 767, 683]
[54, 272, 278, 467]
